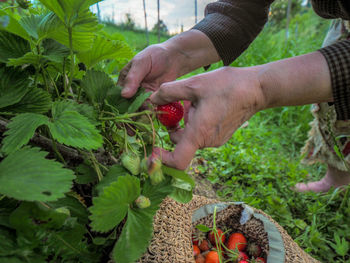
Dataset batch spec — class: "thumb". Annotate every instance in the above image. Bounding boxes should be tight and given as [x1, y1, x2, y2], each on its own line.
[155, 129, 198, 170]
[118, 58, 151, 98]
[150, 78, 196, 105]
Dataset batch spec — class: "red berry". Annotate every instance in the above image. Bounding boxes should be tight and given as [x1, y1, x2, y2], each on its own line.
[255, 257, 266, 263]
[226, 233, 247, 252]
[199, 239, 211, 252]
[247, 243, 262, 257]
[238, 251, 249, 261]
[156, 101, 184, 128]
[342, 142, 350, 156]
[238, 260, 249, 263]
[195, 254, 206, 263]
[205, 251, 220, 263]
[208, 228, 226, 247]
[193, 245, 201, 257]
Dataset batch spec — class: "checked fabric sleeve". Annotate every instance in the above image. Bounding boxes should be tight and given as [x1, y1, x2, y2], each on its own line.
[192, 0, 274, 66]
[319, 40, 350, 120]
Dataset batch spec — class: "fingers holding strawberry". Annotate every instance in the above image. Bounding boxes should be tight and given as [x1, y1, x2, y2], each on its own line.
[150, 66, 265, 170]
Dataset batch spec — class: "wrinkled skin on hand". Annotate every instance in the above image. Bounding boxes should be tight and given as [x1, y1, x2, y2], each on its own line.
[150, 66, 266, 170]
[117, 44, 184, 98]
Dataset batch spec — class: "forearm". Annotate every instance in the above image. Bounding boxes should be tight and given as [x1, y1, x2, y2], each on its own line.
[161, 29, 221, 76]
[257, 51, 333, 109]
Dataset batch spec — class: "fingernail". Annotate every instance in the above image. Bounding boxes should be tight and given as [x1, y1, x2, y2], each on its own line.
[121, 88, 130, 96]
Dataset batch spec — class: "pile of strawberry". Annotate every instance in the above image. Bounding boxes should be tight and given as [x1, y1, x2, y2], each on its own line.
[192, 227, 266, 263]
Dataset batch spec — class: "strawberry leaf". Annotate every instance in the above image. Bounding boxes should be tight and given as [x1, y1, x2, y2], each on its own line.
[112, 176, 173, 263]
[0, 147, 75, 201]
[1, 113, 49, 155]
[80, 70, 115, 105]
[48, 101, 103, 150]
[77, 35, 133, 69]
[2, 87, 52, 114]
[89, 175, 140, 233]
[127, 90, 152, 113]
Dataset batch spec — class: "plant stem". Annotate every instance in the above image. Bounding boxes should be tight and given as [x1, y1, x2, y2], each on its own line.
[89, 151, 103, 181]
[49, 132, 67, 166]
[44, 68, 60, 98]
[41, 71, 49, 92]
[63, 57, 68, 98]
[67, 26, 74, 99]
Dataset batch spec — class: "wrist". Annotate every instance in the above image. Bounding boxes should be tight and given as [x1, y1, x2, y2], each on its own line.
[162, 29, 220, 76]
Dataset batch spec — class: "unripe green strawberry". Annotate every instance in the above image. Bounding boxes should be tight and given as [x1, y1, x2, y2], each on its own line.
[140, 157, 148, 174]
[16, 0, 30, 9]
[148, 153, 162, 175]
[121, 152, 140, 175]
[150, 168, 164, 185]
[135, 195, 151, 209]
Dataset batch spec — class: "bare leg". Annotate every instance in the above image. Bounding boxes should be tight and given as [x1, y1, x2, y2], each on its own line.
[295, 165, 350, 192]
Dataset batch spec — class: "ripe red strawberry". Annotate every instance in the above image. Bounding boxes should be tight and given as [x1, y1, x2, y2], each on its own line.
[226, 233, 247, 252]
[156, 101, 184, 128]
[342, 142, 350, 156]
[199, 239, 211, 252]
[193, 245, 201, 257]
[238, 251, 249, 261]
[247, 242, 262, 257]
[208, 228, 226, 247]
[205, 251, 220, 263]
[192, 229, 206, 246]
[238, 260, 249, 263]
[195, 254, 206, 263]
[254, 257, 266, 263]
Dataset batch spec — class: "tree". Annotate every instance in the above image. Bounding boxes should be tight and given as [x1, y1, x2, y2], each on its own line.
[269, 0, 302, 27]
[143, 0, 149, 46]
[152, 20, 168, 35]
[124, 13, 135, 30]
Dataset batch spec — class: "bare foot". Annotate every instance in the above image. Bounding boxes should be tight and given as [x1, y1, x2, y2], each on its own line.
[294, 165, 350, 193]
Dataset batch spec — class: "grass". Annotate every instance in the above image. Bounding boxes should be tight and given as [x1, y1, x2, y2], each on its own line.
[107, 9, 350, 262]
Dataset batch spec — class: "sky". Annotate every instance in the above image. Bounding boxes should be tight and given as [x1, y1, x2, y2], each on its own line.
[91, 0, 213, 34]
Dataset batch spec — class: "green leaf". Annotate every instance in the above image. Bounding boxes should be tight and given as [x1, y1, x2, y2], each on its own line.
[0, 66, 30, 109]
[112, 177, 173, 263]
[0, 227, 17, 256]
[48, 194, 89, 225]
[1, 113, 49, 155]
[112, 208, 153, 263]
[0, 10, 30, 41]
[42, 38, 70, 63]
[168, 188, 193, 204]
[127, 91, 151, 113]
[89, 175, 140, 232]
[0, 30, 30, 62]
[2, 87, 52, 114]
[48, 101, 103, 150]
[77, 35, 133, 69]
[18, 14, 47, 40]
[195, 224, 211, 233]
[95, 165, 130, 195]
[75, 163, 98, 184]
[0, 147, 75, 201]
[162, 165, 195, 188]
[7, 52, 44, 67]
[80, 70, 115, 105]
[39, 0, 102, 26]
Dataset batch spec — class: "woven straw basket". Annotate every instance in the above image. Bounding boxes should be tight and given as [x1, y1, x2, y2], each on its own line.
[138, 195, 320, 263]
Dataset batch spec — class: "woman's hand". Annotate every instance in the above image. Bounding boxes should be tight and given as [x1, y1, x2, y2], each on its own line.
[117, 30, 220, 98]
[150, 66, 266, 170]
[150, 51, 333, 170]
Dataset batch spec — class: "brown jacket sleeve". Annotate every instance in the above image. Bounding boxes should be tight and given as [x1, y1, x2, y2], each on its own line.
[192, 0, 274, 65]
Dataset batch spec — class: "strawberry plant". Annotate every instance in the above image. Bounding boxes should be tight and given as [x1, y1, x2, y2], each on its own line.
[0, 1, 195, 262]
